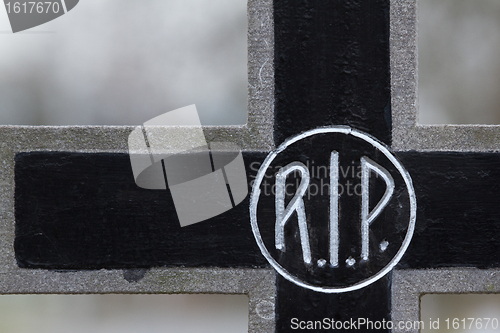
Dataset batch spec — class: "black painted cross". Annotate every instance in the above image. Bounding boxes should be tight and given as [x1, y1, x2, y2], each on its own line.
[12, 1, 500, 332]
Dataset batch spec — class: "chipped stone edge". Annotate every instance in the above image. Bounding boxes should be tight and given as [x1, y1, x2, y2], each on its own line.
[390, 0, 500, 152]
[0, 0, 276, 332]
[392, 268, 500, 333]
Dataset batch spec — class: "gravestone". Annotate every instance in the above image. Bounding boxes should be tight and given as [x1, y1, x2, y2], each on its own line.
[3, 0, 500, 332]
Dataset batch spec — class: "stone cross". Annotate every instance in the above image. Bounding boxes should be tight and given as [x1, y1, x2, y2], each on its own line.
[4, 1, 500, 332]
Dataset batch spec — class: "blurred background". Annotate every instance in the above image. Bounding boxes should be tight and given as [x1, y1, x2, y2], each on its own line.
[421, 294, 500, 333]
[419, 0, 500, 124]
[0, 294, 248, 333]
[0, 0, 247, 125]
[1, 0, 500, 332]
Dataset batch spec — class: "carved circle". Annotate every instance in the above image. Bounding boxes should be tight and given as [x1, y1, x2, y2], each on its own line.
[249, 126, 417, 293]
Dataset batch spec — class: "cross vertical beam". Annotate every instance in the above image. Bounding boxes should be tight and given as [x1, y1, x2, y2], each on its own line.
[274, 0, 391, 146]
[273, 1, 392, 331]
